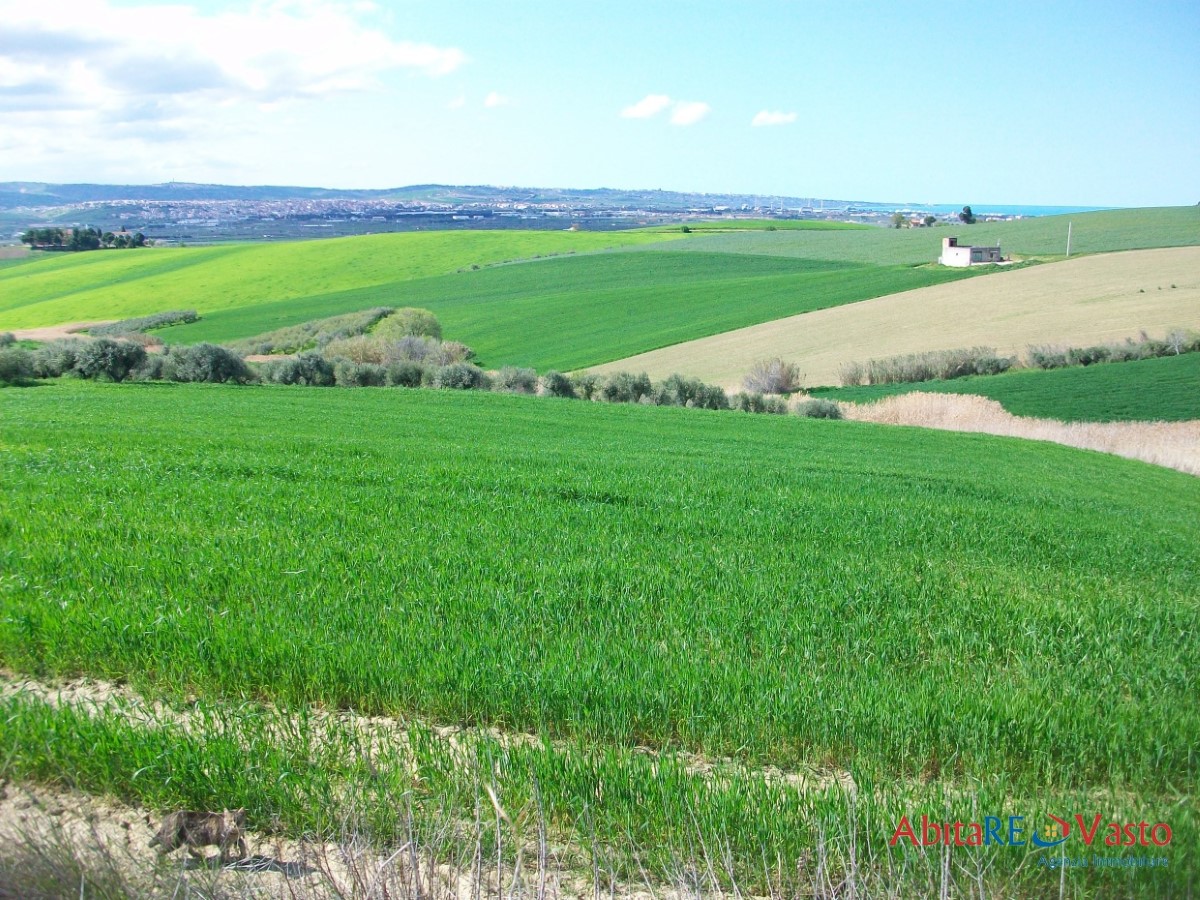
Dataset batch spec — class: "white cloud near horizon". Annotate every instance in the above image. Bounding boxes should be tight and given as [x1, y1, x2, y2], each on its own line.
[669, 101, 710, 126]
[621, 94, 672, 119]
[752, 110, 797, 127]
[484, 91, 511, 108]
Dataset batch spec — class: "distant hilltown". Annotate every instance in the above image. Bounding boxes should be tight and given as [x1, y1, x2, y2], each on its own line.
[0, 182, 1046, 245]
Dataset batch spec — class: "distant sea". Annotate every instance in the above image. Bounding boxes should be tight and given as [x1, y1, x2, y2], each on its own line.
[863, 202, 1112, 218]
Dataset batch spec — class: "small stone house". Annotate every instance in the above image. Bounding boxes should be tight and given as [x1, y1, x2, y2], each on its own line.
[939, 236, 1002, 267]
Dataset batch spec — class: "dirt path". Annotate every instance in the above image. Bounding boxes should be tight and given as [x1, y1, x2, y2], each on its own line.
[7, 320, 114, 341]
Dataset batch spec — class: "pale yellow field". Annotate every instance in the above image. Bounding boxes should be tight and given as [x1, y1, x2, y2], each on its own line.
[592, 247, 1200, 389]
[838, 392, 1200, 477]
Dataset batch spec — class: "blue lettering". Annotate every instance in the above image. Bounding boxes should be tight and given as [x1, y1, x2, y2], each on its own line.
[984, 816, 1003, 845]
[1008, 816, 1026, 846]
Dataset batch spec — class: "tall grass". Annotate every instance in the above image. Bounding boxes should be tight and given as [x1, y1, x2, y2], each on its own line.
[0, 685, 1190, 896]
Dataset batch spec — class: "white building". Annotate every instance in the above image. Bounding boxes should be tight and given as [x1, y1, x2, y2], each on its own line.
[939, 236, 1002, 267]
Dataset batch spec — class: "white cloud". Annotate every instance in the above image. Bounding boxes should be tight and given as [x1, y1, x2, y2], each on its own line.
[669, 101, 710, 126]
[752, 110, 797, 127]
[484, 91, 511, 108]
[621, 93, 672, 119]
[0, 0, 468, 179]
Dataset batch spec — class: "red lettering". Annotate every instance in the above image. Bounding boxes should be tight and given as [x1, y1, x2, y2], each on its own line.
[1076, 814, 1102, 845]
[890, 816, 917, 847]
[1151, 824, 1172, 846]
[953, 822, 967, 846]
[1105, 823, 1121, 846]
[922, 815, 942, 846]
[964, 823, 983, 846]
[1123, 823, 1138, 846]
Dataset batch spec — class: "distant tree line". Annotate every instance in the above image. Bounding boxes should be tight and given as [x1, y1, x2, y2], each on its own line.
[20, 227, 147, 251]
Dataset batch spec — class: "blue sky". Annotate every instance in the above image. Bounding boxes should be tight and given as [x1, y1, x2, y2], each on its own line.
[1, 0, 1196, 205]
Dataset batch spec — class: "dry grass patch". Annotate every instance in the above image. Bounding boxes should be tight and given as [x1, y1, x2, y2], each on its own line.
[842, 392, 1200, 476]
[592, 246, 1200, 388]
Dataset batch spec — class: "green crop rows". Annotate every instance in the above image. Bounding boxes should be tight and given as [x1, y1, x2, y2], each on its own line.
[815, 352, 1200, 422]
[3, 383, 1196, 784]
[171, 252, 978, 370]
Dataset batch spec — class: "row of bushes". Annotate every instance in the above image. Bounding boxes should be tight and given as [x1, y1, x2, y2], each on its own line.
[321, 333, 473, 368]
[1, 337, 845, 421]
[88, 310, 198, 336]
[226, 307, 440, 356]
[1027, 329, 1200, 369]
[838, 346, 1014, 386]
[0, 340, 253, 385]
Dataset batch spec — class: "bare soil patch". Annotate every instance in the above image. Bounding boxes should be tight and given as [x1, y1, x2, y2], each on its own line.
[8, 321, 114, 342]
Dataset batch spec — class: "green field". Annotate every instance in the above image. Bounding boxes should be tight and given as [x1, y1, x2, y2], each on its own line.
[814, 352, 1200, 422]
[170, 253, 978, 370]
[4, 207, 1197, 377]
[654, 206, 1200, 266]
[0, 381, 1196, 892]
[0, 230, 676, 330]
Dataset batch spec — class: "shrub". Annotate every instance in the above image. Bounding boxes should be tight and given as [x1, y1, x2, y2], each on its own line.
[170, 343, 255, 384]
[539, 371, 576, 399]
[730, 392, 787, 414]
[323, 335, 391, 365]
[494, 366, 538, 394]
[1027, 345, 1069, 369]
[72, 339, 146, 382]
[0, 332, 14, 348]
[860, 347, 1015, 384]
[599, 371, 652, 404]
[838, 360, 866, 387]
[652, 373, 728, 410]
[743, 357, 802, 394]
[385, 360, 425, 388]
[1065, 345, 1112, 367]
[89, 310, 198, 336]
[227, 307, 393, 356]
[794, 398, 842, 419]
[262, 352, 336, 386]
[32, 340, 87, 378]
[373, 307, 442, 341]
[0, 347, 34, 385]
[427, 362, 490, 390]
[132, 353, 177, 381]
[334, 359, 387, 387]
[570, 372, 602, 401]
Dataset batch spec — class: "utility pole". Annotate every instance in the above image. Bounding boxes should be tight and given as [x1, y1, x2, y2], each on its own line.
[1066, 222, 1072, 258]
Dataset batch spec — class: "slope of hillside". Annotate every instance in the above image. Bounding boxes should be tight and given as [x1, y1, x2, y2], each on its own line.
[169, 252, 977, 370]
[1, 381, 1196, 893]
[592, 246, 1200, 388]
[0, 230, 676, 330]
[647, 205, 1200, 265]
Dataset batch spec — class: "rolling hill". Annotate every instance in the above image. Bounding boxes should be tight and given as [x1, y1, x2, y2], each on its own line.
[592, 246, 1200, 388]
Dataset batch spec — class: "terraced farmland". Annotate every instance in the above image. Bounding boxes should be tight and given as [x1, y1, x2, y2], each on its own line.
[1, 382, 1196, 894]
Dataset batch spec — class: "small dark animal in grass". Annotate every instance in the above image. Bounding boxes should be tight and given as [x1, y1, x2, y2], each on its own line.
[149, 809, 248, 863]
